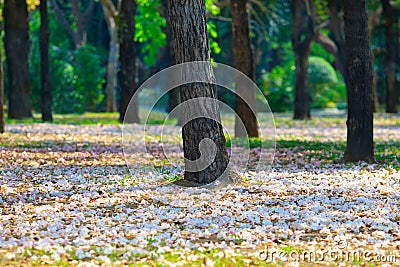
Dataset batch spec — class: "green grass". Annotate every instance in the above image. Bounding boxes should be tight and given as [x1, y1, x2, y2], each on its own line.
[0, 246, 389, 267]
[276, 139, 399, 167]
[5, 110, 177, 125]
[225, 136, 263, 148]
[6, 112, 120, 125]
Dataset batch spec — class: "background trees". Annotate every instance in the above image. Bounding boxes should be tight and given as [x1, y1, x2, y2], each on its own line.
[40, 0, 53, 122]
[0, 21, 4, 133]
[291, 0, 315, 120]
[2, 0, 398, 118]
[231, 0, 259, 137]
[4, 0, 32, 119]
[381, 0, 398, 113]
[118, 0, 139, 123]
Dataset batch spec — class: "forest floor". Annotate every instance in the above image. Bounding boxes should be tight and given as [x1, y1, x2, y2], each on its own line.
[0, 113, 399, 266]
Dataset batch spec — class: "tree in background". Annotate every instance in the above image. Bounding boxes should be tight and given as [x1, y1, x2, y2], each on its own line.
[160, 0, 181, 124]
[4, 0, 32, 119]
[100, 0, 119, 112]
[40, 0, 53, 122]
[49, 0, 95, 48]
[343, 0, 374, 162]
[0, 20, 4, 133]
[168, 0, 229, 184]
[325, 0, 346, 83]
[231, 0, 259, 137]
[291, 0, 316, 120]
[119, 0, 139, 123]
[381, 0, 398, 113]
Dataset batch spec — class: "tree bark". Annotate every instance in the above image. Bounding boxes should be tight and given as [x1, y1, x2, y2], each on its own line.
[291, 0, 315, 120]
[40, 0, 53, 122]
[118, 0, 139, 123]
[4, 0, 32, 119]
[382, 0, 398, 113]
[100, 0, 119, 113]
[168, 0, 230, 184]
[343, 0, 374, 162]
[231, 0, 259, 137]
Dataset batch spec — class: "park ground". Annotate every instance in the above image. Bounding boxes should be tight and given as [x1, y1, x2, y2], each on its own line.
[0, 112, 399, 266]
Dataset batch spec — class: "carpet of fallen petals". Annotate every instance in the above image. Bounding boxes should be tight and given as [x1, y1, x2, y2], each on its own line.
[0, 114, 399, 266]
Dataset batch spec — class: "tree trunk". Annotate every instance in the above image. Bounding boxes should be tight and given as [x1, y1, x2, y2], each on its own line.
[40, 0, 53, 122]
[4, 0, 32, 119]
[118, 0, 139, 123]
[168, 0, 229, 184]
[382, 0, 398, 113]
[291, 0, 314, 120]
[0, 23, 4, 133]
[343, 0, 374, 162]
[327, 0, 347, 83]
[231, 0, 259, 137]
[161, 0, 182, 125]
[103, 13, 119, 113]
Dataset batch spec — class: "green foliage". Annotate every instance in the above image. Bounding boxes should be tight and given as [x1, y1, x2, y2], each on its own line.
[261, 64, 295, 112]
[206, 0, 222, 56]
[72, 45, 106, 112]
[262, 56, 346, 112]
[308, 56, 346, 109]
[207, 21, 222, 55]
[28, 10, 105, 114]
[135, 0, 166, 66]
[49, 45, 105, 114]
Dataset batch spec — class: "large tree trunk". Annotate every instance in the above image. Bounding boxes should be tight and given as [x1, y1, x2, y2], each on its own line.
[168, 0, 230, 185]
[118, 0, 139, 123]
[231, 0, 259, 137]
[4, 0, 32, 119]
[382, 0, 398, 113]
[291, 0, 314, 120]
[0, 23, 4, 133]
[343, 0, 374, 162]
[40, 0, 53, 122]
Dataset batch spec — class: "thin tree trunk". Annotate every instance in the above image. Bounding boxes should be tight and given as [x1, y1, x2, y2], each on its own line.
[382, 0, 398, 113]
[0, 23, 4, 133]
[49, 0, 94, 49]
[40, 0, 53, 122]
[231, 0, 259, 137]
[103, 14, 119, 112]
[291, 0, 314, 120]
[119, 0, 139, 123]
[327, 0, 347, 83]
[4, 0, 32, 119]
[343, 0, 374, 162]
[161, 0, 182, 125]
[169, 0, 229, 184]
